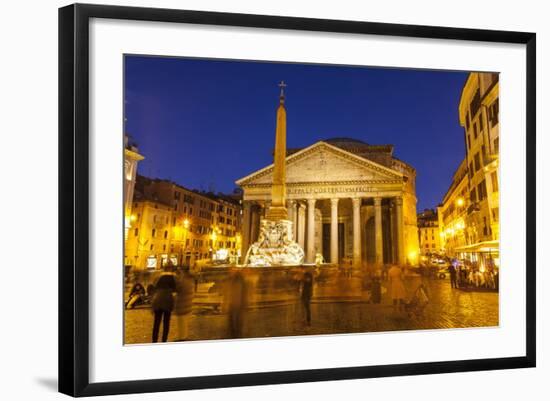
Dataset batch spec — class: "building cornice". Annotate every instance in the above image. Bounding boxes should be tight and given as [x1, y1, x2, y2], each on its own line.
[236, 140, 403, 186]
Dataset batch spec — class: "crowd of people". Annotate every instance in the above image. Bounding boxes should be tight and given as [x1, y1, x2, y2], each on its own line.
[125, 262, 437, 343]
[448, 262, 499, 291]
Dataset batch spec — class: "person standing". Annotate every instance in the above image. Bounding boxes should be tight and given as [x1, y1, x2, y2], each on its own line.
[225, 270, 249, 338]
[151, 265, 177, 343]
[175, 267, 194, 341]
[448, 263, 458, 289]
[300, 271, 314, 325]
[388, 265, 407, 312]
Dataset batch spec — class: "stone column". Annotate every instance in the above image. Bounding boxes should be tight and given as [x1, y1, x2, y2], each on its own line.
[306, 199, 317, 263]
[292, 201, 298, 241]
[263, 200, 271, 218]
[374, 197, 383, 265]
[298, 203, 306, 249]
[242, 201, 252, 258]
[395, 197, 405, 265]
[330, 198, 339, 264]
[389, 202, 396, 263]
[352, 197, 362, 267]
[250, 206, 260, 243]
[287, 200, 297, 240]
[287, 200, 295, 221]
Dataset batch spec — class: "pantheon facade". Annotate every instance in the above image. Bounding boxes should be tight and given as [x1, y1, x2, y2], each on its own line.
[236, 138, 419, 267]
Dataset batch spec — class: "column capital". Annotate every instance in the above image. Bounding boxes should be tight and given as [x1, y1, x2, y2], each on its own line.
[351, 197, 362, 208]
[330, 198, 339, 206]
[394, 197, 403, 206]
[374, 197, 383, 206]
[287, 199, 296, 207]
[307, 198, 317, 207]
[243, 200, 252, 210]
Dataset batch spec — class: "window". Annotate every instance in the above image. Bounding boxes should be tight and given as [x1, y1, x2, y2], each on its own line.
[473, 122, 478, 139]
[492, 207, 499, 221]
[494, 137, 499, 153]
[134, 228, 139, 236]
[150, 244, 154, 250]
[152, 229, 156, 237]
[483, 216, 488, 236]
[466, 112, 470, 129]
[489, 101, 499, 127]
[470, 188, 477, 203]
[163, 244, 166, 251]
[469, 89, 481, 117]
[467, 133, 471, 150]
[164, 230, 168, 239]
[477, 180, 487, 201]
[174, 191, 180, 200]
[474, 152, 481, 171]
[469, 162, 474, 179]
[174, 203, 178, 211]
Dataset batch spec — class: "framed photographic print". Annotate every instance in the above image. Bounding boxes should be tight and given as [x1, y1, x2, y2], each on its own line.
[58, 3, 536, 397]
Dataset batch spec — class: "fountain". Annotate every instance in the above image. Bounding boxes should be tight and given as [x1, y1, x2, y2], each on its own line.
[243, 82, 305, 267]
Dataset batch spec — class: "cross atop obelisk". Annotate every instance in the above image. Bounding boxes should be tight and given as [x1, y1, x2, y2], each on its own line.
[266, 81, 289, 221]
[278, 80, 287, 102]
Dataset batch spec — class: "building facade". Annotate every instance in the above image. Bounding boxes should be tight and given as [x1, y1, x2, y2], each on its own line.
[236, 138, 419, 267]
[123, 136, 144, 240]
[417, 209, 442, 254]
[437, 158, 470, 255]
[124, 176, 242, 270]
[439, 72, 499, 269]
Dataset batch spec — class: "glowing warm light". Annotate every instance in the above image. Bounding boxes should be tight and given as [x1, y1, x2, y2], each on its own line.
[183, 219, 190, 229]
[456, 197, 465, 207]
[130, 214, 137, 222]
[408, 251, 417, 260]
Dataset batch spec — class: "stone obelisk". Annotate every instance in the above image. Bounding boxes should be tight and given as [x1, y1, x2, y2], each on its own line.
[243, 81, 304, 267]
[265, 81, 289, 221]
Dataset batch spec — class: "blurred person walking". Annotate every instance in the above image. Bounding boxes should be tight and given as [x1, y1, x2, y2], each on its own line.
[151, 264, 177, 343]
[300, 270, 314, 326]
[388, 265, 407, 312]
[175, 267, 194, 341]
[225, 270, 249, 338]
[448, 262, 458, 289]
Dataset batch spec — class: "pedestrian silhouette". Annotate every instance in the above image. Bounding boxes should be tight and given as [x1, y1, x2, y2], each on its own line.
[225, 270, 248, 338]
[300, 271, 314, 326]
[151, 264, 177, 342]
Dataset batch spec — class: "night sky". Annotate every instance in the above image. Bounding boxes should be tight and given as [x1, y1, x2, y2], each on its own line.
[125, 55, 468, 211]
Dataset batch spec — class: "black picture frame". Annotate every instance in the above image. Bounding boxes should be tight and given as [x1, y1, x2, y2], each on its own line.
[59, 3, 536, 397]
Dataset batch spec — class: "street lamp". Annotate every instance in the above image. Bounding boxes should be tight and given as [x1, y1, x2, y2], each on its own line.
[456, 197, 465, 207]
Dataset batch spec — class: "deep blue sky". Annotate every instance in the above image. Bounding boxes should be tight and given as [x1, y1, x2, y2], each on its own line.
[125, 55, 468, 211]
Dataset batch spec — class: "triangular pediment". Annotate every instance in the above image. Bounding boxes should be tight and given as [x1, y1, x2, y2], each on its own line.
[236, 141, 403, 186]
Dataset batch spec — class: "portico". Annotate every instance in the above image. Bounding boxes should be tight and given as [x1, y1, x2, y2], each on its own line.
[237, 138, 419, 267]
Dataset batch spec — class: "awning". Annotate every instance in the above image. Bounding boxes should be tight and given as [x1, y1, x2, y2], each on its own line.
[454, 240, 499, 253]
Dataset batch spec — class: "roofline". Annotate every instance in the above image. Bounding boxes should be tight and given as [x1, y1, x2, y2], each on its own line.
[235, 140, 403, 186]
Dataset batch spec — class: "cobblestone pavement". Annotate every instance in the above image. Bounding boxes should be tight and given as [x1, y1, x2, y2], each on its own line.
[124, 277, 498, 344]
